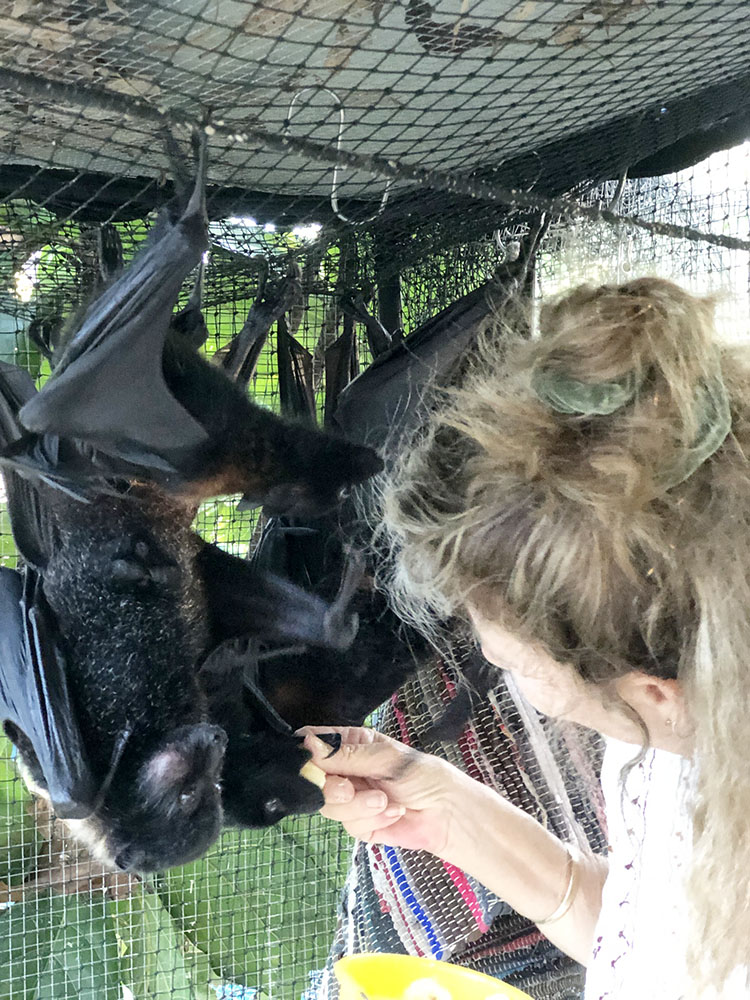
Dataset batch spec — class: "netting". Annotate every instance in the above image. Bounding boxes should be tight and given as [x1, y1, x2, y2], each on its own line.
[0, 3, 748, 999]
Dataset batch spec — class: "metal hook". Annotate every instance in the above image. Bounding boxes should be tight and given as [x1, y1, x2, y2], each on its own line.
[285, 87, 392, 226]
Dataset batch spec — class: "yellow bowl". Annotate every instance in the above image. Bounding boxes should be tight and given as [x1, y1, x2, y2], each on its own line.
[334, 954, 532, 1000]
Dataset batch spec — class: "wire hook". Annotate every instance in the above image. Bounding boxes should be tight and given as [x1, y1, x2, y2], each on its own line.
[285, 87, 392, 226]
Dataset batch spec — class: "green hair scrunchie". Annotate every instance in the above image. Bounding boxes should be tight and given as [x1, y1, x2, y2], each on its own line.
[531, 369, 641, 416]
[531, 367, 732, 490]
[660, 377, 731, 489]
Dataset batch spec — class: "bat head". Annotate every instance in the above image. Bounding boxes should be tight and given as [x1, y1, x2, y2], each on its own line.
[221, 733, 324, 829]
[244, 439, 383, 518]
[105, 722, 228, 873]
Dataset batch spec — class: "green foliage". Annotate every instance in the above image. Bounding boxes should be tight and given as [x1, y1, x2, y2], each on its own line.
[0, 511, 19, 566]
[158, 817, 349, 996]
[0, 894, 122, 1000]
[111, 890, 217, 1000]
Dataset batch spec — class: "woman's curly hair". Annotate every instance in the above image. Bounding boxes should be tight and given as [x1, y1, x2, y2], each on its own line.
[380, 277, 750, 991]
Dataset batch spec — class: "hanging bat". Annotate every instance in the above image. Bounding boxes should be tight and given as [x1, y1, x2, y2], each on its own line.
[8, 139, 380, 515]
[240, 255, 544, 764]
[214, 260, 303, 385]
[0, 140, 381, 871]
[193, 321, 428, 832]
[200, 636, 337, 829]
[332, 272, 514, 454]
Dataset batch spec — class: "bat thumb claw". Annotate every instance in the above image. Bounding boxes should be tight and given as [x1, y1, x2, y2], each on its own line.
[324, 609, 359, 651]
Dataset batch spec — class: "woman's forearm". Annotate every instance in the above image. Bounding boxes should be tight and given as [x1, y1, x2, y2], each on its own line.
[440, 767, 608, 965]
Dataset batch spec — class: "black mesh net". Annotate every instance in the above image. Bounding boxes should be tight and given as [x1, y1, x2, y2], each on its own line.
[0, 4, 747, 999]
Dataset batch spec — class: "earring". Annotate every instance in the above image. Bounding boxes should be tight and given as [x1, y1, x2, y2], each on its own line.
[666, 718, 675, 731]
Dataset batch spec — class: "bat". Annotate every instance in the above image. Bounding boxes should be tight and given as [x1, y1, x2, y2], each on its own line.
[332, 268, 522, 454]
[246, 254, 544, 753]
[214, 261, 303, 386]
[0, 138, 382, 870]
[177, 242, 542, 833]
[340, 289, 394, 360]
[7, 139, 380, 515]
[200, 638, 331, 828]
[192, 325, 427, 831]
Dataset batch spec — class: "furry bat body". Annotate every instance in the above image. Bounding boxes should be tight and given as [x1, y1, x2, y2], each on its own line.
[204, 261, 542, 821]
[200, 638, 325, 828]
[0, 143, 381, 871]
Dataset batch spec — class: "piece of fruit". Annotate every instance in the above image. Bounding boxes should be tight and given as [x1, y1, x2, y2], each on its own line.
[299, 760, 326, 789]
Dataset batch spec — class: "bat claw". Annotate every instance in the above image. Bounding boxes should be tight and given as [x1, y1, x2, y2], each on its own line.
[316, 733, 343, 758]
[323, 608, 358, 651]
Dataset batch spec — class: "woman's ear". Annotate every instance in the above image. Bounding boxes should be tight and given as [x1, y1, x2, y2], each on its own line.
[615, 671, 693, 754]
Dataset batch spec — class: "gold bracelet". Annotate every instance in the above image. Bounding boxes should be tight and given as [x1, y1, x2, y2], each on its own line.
[534, 844, 581, 926]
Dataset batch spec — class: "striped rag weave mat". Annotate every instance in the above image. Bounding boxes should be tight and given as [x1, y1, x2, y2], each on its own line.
[320, 657, 606, 1000]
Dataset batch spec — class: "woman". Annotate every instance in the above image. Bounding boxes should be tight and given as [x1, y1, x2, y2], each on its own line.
[302, 278, 750, 998]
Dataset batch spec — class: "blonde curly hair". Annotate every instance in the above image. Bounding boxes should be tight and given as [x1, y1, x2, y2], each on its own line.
[381, 277, 750, 990]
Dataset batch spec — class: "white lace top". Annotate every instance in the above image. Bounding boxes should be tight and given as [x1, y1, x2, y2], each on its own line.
[584, 739, 747, 1000]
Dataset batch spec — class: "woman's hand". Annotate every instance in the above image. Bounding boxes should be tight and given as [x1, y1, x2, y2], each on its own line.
[299, 726, 463, 855]
[301, 724, 607, 966]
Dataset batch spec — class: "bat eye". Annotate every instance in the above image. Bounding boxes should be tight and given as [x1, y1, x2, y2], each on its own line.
[263, 797, 285, 817]
[179, 789, 197, 811]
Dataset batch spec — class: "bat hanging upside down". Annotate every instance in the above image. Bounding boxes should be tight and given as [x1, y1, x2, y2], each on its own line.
[0, 138, 381, 873]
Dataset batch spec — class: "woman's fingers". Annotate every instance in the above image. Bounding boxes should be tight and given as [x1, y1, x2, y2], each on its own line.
[320, 785, 406, 830]
[322, 775, 356, 805]
[300, 728, 419, 780]
[298, 725, 388, 746]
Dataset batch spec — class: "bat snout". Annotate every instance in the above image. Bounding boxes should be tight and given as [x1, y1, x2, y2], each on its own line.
[113, 846, 147, 874]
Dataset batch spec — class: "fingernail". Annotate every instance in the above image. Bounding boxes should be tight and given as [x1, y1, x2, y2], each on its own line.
[384, 805, 405, 819]
[364, 791, 387, 809]
[328, 779, 354, 804]
[304, 734, 332, 754]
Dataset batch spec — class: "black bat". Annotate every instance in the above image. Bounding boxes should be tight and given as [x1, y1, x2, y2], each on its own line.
[8, 142, 380, 515]
[0, 141, 381, 871]
[200, 638, 332, 828]
[242, 258, 543, 758]
[214, 261, 302, 386]
[193, 322, 429, 832]
[332, 271, 515, 454]
[197, 320, 366, 827]
[251, 513, 430, 733]
[339, 290, 394, 360]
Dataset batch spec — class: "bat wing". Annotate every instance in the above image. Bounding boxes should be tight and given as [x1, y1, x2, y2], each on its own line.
[217, 263, 302, 385]
[0, 566, 96, 819]
[340, 292, 392, 359]
[196, 539, 357, 651]
[323, 314, 358, 428]
[332, 274, 514, 454]
[12, 157, 209, 485]
[0, 361, 60, 568]
[277, 319, 316, 425]
[0, 364, 96, 816]
[171, 260, 210, 350]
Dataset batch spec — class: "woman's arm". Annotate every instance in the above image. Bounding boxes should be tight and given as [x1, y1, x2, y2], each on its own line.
[302, 727, 607, 966]
[440, 764, 608, 965]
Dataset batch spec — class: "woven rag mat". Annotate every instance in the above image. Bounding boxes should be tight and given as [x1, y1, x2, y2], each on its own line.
[319, 659, 607, 1000]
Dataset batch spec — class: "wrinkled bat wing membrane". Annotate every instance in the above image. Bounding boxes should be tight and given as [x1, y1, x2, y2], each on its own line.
[333, 280, 499, 453]
[19, 173, 209, 464]
[0, 567, 97, 819]
[0, 361, 59, 568]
